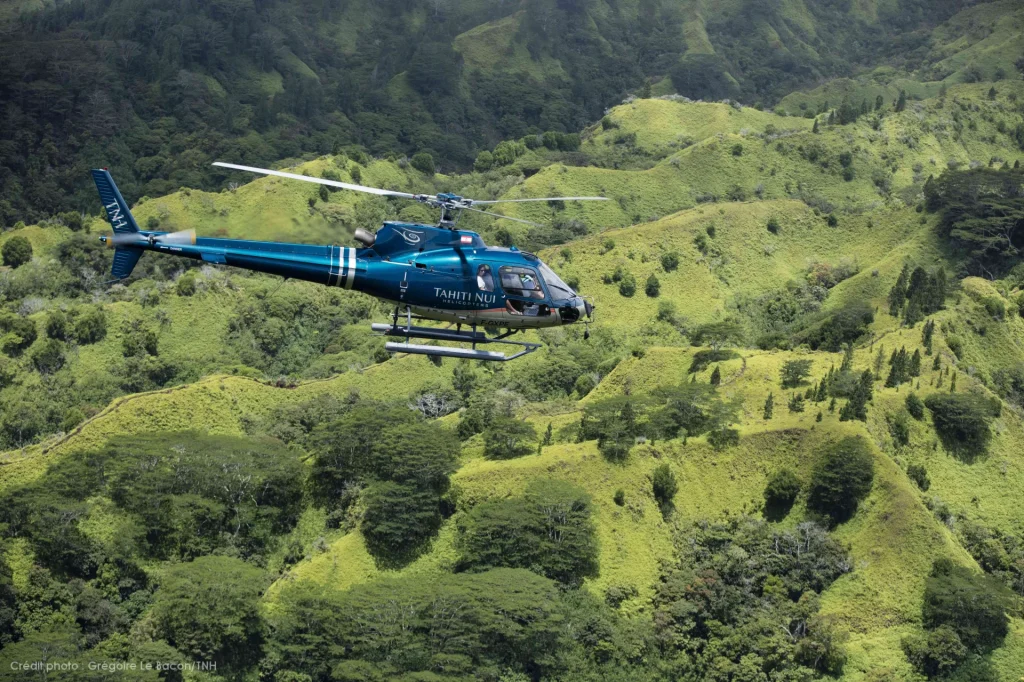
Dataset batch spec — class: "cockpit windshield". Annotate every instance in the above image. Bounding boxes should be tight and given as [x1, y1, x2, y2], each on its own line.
[539, 263, 576, 300]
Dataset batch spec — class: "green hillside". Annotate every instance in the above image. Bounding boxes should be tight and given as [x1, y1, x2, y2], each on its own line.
[0, 0, 1000, 224]
[3, 2, 1024, 679]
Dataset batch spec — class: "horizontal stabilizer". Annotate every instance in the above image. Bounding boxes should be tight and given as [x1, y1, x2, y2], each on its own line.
[111, 246, 143, 281]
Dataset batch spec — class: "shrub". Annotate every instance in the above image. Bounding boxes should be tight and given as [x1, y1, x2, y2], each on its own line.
[656, 300, 677, 323]
[983, 296, 1005, 320]
[483, 417, 537, 460]
[73, 307, 107, 344]
[888, 410, 910, 447]
[731, 143, 743, 156]
[31, 338, 65, 374]
[410, 152, 435, 175]
[652, 463, 677, 509]
[660, 251, 679, 272]
[45, 311, 69, 340]
[925, 393, 997, 457]
[689, 350, 737, 374]
[707, 427, 738, 450]
[2, 235, 32, 268]
[907, 463, 930, 491]
[618, 272, 636, 297]
[767, 217, 780, 234]
[613, 489, 625, 506]
[0, 313, 37, 355]
[905, 393, 925, 420]
[175, 272, 197, 297]
[807, 436, 875, 524]
[645, 274, 660, 297]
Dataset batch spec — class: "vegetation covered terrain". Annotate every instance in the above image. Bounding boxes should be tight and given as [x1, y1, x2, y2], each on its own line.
[2, 0, 1024, 681]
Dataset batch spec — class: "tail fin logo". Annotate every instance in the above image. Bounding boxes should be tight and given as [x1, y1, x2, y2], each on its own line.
[105, 201, 129, 232]
[91, 169, 139, 234]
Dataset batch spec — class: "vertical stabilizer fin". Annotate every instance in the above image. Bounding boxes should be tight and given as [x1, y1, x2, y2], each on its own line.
[92, 169, 143, 280]
[91, 168, 139, 234]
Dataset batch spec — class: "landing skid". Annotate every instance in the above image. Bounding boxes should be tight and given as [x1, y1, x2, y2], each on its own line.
[372, 320, 541, 362]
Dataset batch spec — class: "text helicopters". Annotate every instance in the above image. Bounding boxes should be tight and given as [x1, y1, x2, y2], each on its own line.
[93, 162, 605, 361]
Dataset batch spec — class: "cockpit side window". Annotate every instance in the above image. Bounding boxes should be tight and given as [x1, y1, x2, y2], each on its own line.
[539, 263, 576, 300]
[499, 266, 546, 299]
[476, 264, 494, 292]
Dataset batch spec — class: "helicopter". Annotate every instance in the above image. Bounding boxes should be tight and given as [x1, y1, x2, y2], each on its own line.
[92, 162, 605, 361]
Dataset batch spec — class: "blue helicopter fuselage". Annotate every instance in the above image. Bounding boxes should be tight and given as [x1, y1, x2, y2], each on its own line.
[111, 222, 588, 329]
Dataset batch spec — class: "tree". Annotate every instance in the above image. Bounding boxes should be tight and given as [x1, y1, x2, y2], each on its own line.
[74, 307, 107, 344]
[483, 417, 537, 460]
[268, 569, 567, 680]
[925, 168, 1024, 278]
[150, 556, 267, 673]
[452, 361, 476, 399]
[839, 370, 873, 422]
[0, 312, 38, 356]
[474, 150, 494, 172]
[763, 392, 774, 419]
[764, 468, 801, 520]
[781, 359, 813, 388]
[652, 463, 677, 510]
[362, 481, 443, 563]
[456, 480, 598, 587]
[895, 89, 907, 112]
[709, 365, 721, 386]
[2, 235, 32, 268]
[690, 320, 743, 350]
[410, 152, 435, 175]
[889, 264, 909, 315]
[31, 338, 65, 374]
[902, 625, 967, 678]
[807, 436, 875, 524]
[44, 311, 68, 340]
[645, 273, 660, 297]
[923, 558, 1012, 652]
[925, 393, 997, 457]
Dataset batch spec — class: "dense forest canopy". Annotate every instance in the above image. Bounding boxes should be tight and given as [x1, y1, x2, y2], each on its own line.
[0, 0, 973, 223]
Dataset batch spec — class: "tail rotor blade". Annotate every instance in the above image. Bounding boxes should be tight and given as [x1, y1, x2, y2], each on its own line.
[157, 229, 196, 245]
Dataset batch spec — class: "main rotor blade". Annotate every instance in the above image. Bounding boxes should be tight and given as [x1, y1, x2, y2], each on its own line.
[472, 196, 609, 204]
[463, 206, 545, 227]
[212, 162, 418, 200]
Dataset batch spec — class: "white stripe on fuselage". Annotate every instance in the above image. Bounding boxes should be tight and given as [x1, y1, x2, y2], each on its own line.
[345, 247, 355, 289]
